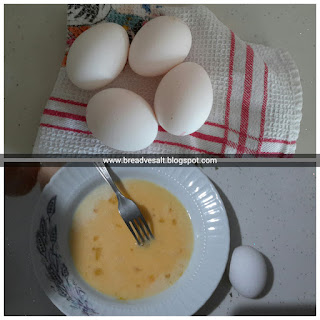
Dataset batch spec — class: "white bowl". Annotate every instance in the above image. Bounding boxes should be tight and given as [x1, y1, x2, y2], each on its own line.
[31, 165, 230, 316]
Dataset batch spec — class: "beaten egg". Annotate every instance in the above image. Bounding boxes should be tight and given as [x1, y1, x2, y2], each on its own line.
[70, 179, 194, 300]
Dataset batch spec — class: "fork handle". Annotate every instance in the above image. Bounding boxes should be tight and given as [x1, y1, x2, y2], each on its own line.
[94, 162, 124, 200]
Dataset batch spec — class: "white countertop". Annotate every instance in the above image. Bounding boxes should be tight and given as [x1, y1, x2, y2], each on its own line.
[5, 166, 316, 315]
[4, 4, 316, 155]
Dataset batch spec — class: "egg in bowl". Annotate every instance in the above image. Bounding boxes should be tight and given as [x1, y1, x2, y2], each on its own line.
[31, 166, 229, 316]
[70, 179, 194, 300]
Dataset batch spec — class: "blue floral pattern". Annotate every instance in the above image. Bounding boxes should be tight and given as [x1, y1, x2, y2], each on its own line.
[36, 195, 98, 316]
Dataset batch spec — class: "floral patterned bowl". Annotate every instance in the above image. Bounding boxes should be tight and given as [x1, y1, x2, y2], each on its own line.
[31, 165, 230, 315]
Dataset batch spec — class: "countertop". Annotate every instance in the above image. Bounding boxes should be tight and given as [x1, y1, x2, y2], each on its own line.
[4, 4, 316, 155]
[5, 166, 316, 315]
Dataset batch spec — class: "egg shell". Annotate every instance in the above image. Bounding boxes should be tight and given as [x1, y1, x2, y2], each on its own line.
[154, 62, 213, 136]
[229, 246, 268, 299]
[86, 88, 158, 152]
[129, 16, 192, 77]
[66, 23, 129, 90]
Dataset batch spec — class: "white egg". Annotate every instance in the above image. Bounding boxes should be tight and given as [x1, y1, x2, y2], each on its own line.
[154, 62, 213, 136]
[229, 246, 268, 299]
[66, 23, 129, 90]
[129, 16, 192, 77]
[86, 88, 158, 152]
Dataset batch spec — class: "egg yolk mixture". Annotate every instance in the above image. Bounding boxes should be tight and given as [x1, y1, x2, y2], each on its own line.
[69, 179, 194, 300]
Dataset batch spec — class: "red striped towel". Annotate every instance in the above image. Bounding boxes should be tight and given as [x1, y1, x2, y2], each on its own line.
[33, 4, 303, 156]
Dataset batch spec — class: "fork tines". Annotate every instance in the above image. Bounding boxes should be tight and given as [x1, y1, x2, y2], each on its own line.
[126, 217, 154, 246]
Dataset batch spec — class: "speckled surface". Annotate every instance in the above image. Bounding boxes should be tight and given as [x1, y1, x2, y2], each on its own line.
[4, 4, 316, 154]
[5, 166, 316, 315]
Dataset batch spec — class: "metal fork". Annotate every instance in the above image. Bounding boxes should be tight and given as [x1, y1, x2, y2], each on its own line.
[94, 162, 154, 246]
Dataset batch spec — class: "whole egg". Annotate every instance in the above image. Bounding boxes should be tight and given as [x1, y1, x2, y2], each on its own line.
[86, 88, 158, 152]
[154, 62, 213, 136]
[66, 23, 129, 90]
[129, 16, 192, 77]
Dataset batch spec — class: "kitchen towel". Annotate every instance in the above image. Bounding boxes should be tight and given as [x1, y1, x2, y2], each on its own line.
[33, 4, 303, 156]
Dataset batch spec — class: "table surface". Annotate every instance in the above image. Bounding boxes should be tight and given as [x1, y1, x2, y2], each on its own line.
[4, 4, 316, 155]
[5, 166, 316, 315]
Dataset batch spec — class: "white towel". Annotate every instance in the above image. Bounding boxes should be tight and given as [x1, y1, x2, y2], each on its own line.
[33, 4, 303, 156]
